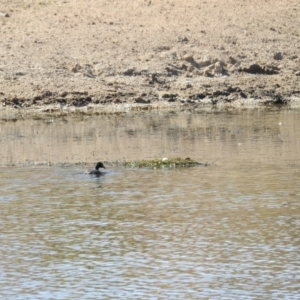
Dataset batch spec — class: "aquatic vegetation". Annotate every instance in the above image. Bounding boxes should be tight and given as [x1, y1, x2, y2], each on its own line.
[123, 157, 208, 169]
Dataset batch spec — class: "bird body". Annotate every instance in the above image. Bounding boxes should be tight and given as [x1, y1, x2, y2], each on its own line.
[85, 162, 106, 175]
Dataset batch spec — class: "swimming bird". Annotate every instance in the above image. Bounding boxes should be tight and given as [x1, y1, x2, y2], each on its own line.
[85, 162, 106, 175]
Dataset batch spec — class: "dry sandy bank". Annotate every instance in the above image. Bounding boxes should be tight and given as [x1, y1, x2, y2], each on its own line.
[1, 0, 300, 113]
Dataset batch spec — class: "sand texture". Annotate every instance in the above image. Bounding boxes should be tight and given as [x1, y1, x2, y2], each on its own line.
[1, 0, 300, 110]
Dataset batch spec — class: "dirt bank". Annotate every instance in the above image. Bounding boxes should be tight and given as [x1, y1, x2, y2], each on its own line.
[1, 0, 300, 112]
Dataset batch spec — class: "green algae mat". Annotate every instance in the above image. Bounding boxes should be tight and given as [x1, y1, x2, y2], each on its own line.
[123, 157, 208, 169]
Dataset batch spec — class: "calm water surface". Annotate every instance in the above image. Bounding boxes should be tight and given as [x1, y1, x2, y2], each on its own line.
[0, 108, 300, 299]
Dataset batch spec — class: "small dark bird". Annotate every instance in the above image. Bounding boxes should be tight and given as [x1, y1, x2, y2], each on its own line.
[85, 162, 106, 175]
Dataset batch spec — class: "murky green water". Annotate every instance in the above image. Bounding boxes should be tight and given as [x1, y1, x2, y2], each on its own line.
[0, 108, 300, 299]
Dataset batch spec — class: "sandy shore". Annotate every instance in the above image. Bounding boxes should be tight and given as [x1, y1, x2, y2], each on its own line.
[1, 0, 300, 112]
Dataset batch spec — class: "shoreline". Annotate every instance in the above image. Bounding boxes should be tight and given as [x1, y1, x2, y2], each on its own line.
[1, 95, 300, 120]
[0, 99, 300, 121]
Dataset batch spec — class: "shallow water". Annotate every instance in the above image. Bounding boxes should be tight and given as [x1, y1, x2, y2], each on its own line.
[1, 108, 300, 299]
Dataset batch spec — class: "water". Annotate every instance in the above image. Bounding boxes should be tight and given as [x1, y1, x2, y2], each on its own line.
[0, 108, 300, 299]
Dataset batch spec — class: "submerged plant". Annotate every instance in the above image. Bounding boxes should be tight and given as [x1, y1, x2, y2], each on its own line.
[123, 157, 208, 169]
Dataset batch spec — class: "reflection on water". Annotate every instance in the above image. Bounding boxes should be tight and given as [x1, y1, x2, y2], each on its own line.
[0, 108, 300, 299]
[1, 108, 300, 166]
